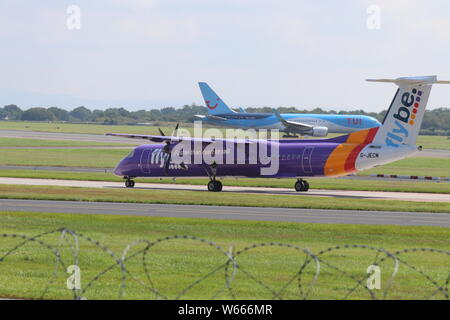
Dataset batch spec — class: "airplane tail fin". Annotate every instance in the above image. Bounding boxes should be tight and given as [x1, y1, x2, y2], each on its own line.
[198, 82, 235, 115]
[367, 76, 450, 147]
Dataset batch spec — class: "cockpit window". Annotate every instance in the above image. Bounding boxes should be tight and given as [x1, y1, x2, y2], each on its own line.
[126, 149, 135, 158]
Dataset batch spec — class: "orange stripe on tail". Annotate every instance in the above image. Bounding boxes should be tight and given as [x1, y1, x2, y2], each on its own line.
[344, 127, 379, 173]
[324, 127, 379, 177]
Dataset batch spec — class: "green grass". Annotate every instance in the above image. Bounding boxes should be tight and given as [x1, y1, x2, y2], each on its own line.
[0, 148, 130, 167]
[1, 169, 450, 194]
[0, 210, 448, 300]
[0, 121, 205, 136]
[2, 120, 450, 150]
[362, 157, 450, 177]
[0, 137, 133, 147]
[0, 184, 449, 213]
[416, 135, 450, 150]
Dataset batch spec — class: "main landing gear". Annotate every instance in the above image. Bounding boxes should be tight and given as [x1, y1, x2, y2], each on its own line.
[207, 179, 223, 192]
[124, 177, 135, 188]
[295, 179, 309, 192]
[204, 161, 223, 192]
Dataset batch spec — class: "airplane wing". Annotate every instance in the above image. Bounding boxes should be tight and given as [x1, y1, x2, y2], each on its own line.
[194, 114, 228, 121]
[273, 111, 328, 137]
[274, 111, 312, 131]
[105, 133, 255, 144]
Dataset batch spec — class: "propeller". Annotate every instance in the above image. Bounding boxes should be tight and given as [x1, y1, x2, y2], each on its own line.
[158, 123, 186, 174]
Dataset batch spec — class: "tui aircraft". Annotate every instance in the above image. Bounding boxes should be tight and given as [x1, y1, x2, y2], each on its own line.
[194, 82, 381, 137]
[108, 76, 449, 192]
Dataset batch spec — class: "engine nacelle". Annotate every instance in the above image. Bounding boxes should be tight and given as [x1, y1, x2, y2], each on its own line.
[311, 126, 328, 137]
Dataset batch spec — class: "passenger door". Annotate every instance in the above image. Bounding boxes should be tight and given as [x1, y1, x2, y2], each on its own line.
[140, 149, 151, 174]
[301, 146, 314, 174]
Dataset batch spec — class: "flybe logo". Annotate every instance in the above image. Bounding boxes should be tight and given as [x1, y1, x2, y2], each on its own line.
[386, 88, 422, 148]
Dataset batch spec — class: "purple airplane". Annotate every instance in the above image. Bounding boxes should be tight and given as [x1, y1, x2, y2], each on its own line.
[108, 76, 449, 192]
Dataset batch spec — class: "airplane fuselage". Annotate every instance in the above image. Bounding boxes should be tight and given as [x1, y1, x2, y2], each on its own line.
[198, 113, 380, 133]
[113, 128, 416, 180]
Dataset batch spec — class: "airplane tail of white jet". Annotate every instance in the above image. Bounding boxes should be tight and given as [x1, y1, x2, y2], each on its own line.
[367, 76, 450, 148]
[198, 82, 236, 115]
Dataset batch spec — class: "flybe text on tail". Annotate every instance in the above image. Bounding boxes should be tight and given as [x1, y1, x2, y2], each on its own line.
[387, 88, 423, 148]
[366, 76, 449, 148]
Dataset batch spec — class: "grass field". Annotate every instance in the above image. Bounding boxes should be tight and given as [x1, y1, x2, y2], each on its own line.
[0, 137, 132, 147]
[0, 184, 449, 213]
[0, 210, 448, 300]
[416, 135, 450, 150]
[1, 120, 449, 150]
[1, 169, 450, 194]
[0, 121, 200, 136]
[361, 157, 450, 177]
[0, 148, 130, 167]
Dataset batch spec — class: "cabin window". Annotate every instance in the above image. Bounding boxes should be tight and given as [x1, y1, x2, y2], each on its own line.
[126, 149, 135, 158]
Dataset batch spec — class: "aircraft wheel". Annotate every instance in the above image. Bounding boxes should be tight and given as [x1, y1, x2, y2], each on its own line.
[303, 180, 309, 191]
[125, 179, 135, 188]
[207, 181, 216, 191]
[295, 180, 309, 192]
[207, 180, 222, 192]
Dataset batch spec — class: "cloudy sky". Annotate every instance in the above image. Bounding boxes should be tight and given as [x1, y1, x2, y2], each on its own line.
[0, 0, 449, 111]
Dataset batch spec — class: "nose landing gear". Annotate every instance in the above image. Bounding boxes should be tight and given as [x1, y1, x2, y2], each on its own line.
[124, 177, 135, 188]
[295, 179, 309, 192]
[203, 161, 223, 192]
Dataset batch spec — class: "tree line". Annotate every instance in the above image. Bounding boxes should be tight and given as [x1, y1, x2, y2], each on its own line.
[0, 104, 449, 135]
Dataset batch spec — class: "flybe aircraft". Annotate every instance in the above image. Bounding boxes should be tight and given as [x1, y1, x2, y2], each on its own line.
[108, 76, 449, 192]
[194, 82, 381, 137]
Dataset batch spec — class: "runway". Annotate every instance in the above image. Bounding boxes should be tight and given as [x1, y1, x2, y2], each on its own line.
[1, 198, 449, 227]
[0, 177, 449, 202]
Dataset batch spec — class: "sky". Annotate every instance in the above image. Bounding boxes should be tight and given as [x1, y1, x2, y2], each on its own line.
[0, 0, 449, 112]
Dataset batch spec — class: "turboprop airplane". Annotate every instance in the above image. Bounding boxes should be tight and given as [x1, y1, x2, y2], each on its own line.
[108, 76, 449, 192]
[194, 82, 381, 137]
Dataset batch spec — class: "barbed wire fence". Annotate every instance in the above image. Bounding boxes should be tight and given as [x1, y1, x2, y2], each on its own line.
[0, 228, 448, 300]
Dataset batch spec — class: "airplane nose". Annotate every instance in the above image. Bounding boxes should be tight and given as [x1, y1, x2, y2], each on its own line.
[113, 160, 125, 176]
[113, 165, 122, 176]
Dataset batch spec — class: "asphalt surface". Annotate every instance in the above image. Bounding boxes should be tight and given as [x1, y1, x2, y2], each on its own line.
[1, 199, 449, 227]
[1, 177, 449, 202]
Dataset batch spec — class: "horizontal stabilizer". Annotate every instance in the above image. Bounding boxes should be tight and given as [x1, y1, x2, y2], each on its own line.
[366, 76, 450, 86]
